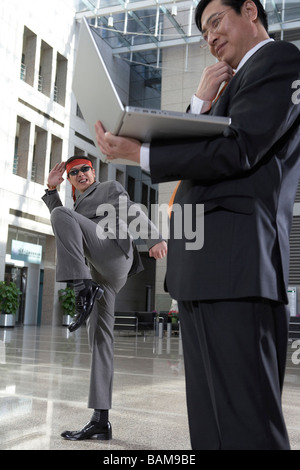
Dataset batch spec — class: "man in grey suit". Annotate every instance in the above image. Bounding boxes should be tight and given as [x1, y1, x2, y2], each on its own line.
[95, 0, 300, 450]
[42, 156, 167, 441]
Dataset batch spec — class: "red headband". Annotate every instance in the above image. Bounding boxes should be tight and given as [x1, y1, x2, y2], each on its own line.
[66, 158, 93, 175]
[66, 159, 93, 202]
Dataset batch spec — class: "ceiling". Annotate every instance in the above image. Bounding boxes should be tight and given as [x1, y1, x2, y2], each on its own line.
[73, 0, 300, 70]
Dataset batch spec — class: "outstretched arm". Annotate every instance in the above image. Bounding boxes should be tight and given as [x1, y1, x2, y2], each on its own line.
[42, 162, 65, 212]
[47, 161, 66, 188]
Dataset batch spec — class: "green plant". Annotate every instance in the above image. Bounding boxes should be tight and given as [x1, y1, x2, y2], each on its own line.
[58, 287, 76, 317]
[168, 310, 179, 324]
[0, 281, 21, 315]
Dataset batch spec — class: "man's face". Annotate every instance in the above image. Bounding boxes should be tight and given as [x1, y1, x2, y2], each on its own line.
[67, 164, 96, 193]
[201, 0, 259, 69]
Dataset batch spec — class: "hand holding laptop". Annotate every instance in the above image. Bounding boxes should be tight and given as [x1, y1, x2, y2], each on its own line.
[95, 121, 141, 165]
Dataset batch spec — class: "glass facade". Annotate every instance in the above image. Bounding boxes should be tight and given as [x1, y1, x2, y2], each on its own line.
[73, 1, 300, 109]
[74, 1, 300, 46]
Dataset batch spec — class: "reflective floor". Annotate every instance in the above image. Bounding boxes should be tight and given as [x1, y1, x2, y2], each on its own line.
[0, 325, 299, 451]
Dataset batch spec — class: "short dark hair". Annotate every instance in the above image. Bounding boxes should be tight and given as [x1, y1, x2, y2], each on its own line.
[195, 0, 268, 33]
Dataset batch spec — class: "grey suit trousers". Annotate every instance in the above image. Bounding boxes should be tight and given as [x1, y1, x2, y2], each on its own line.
[51, 206, 133, 409]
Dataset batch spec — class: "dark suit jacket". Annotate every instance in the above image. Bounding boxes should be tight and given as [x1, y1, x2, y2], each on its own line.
[42, 180, 163, 277]
[149, 40, 300, 303]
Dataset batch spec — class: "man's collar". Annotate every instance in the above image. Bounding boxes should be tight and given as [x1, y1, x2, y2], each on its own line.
[74, 181, 99, 207]
[235, 38, 274, 72]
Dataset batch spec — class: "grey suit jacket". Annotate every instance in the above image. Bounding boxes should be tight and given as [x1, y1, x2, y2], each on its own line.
[149, 40, 300, 303]
[42, 180, 163, 277]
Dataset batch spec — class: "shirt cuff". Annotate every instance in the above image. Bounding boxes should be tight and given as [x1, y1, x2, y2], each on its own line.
[190, 94, 212, 114]
[140, 143, 150, 172]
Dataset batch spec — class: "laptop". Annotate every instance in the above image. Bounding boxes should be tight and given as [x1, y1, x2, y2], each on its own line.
[72, 17, 231, 165]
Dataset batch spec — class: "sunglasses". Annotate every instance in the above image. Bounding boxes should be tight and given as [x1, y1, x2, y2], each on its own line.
[68, 165, 92, 177]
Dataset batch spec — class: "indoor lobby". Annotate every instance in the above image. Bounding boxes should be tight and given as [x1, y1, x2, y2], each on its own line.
[1, 0, 300, 453]
[0, 325, 299, 451]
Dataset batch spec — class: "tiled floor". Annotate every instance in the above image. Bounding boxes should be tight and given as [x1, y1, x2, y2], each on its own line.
[0, 325, 299, 451]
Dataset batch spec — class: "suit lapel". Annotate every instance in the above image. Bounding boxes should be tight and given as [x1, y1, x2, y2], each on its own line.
[74, 182, 100, 210]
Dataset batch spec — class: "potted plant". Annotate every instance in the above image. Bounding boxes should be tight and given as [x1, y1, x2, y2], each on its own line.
[58, 286, 75, 326]
[168, 310, 179, 324]
[0, 281, 21, 328]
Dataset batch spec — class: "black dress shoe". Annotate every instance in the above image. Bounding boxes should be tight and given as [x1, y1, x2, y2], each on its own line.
[61, 421, 112, 441]
[68, 283, 104, 333]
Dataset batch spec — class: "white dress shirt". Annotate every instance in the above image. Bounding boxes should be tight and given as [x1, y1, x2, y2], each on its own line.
[140, 39, 273, 172]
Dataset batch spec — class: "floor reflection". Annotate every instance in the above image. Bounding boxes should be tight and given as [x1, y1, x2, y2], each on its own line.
[0, 326, 299, 450]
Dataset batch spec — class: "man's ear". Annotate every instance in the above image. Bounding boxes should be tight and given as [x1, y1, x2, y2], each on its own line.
[243, 0, 258, 22]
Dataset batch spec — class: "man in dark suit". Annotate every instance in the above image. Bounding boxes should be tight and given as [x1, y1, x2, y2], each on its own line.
[42, 156, 167, 440]
[95, 0, 300, 449]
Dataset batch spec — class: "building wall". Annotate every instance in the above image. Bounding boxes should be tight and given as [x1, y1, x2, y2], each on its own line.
[0, 0, 156, 326]
[0, 0, 77, 326]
